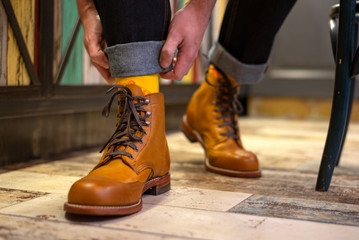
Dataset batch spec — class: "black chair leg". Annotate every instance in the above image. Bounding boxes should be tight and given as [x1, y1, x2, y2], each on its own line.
[336, 25, 358, 167]
[336, 77, 355, 166]
[316, 0, 356, 191]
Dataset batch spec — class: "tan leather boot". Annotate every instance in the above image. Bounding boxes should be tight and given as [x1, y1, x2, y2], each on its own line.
[64, 84, 170, 215]
[182, 66, 260, 177]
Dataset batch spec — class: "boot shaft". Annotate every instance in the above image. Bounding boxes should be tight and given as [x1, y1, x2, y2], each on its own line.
[186, 67, 242, 147]
[96, 84, 170, 178]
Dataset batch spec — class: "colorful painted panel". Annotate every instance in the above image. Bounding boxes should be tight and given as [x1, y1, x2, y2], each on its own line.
[60, 0, 84, 85]
[0, 1, 7, 86]
[6, 0, 35, 86]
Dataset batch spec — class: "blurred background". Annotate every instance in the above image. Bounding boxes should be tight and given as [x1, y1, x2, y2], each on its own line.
[0, 0, 353, 166]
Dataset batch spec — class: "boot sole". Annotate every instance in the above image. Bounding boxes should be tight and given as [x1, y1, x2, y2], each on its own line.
[181, 115, 261, 178]
[64, 173, 170, 216]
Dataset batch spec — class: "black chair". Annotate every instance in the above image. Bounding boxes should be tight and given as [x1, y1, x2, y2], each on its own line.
[316, 0, 359, 191]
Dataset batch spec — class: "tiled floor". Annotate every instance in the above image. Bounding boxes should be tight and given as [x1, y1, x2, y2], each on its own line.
[0, 118, 359, 240]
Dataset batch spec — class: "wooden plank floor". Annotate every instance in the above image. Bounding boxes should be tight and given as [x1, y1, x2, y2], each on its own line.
[0, 117, 358, 239]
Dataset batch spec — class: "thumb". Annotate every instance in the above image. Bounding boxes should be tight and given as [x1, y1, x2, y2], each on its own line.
[160, 32, 182, 68]
[88, 43, 109, 69]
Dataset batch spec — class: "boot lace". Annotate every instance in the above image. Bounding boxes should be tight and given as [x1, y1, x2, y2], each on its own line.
[205, 68, 243, 140]
[100, 85, 151, 161]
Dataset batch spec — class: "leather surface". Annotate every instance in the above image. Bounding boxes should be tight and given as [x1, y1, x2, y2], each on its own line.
[185, 67, 259, 172]
[67, 85, 170, 207]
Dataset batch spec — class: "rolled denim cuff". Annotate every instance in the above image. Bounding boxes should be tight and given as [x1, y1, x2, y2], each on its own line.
[208, 42, 267, 84]
[104, 41, 172, 77]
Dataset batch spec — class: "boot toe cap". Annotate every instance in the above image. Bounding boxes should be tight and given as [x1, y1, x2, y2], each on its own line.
[208, 149, 260, 172]
[67, 176, 143, 206]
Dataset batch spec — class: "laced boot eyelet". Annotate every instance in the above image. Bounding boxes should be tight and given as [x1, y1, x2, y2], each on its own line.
[146, 111, 152, 116]
[146, 121, 151, 126]
[145, 99, 150, 104]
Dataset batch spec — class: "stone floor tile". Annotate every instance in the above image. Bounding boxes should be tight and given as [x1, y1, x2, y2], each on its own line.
[101, 204, 359, 240]
[143, 186, 252, 211]
[1, 193, 358, 240]
[229, 194, 359, 226]
[0, 188, 46, 209]
[0, 194, 68, 221]
[170, 170, 359, 205]
[0, 186, 250, 221]
[0, 171, 78, 194]
[0, 214, 181, 240]
[20, 160, 94, 177]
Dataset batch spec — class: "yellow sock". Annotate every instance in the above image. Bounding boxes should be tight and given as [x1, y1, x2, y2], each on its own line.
[116, 74, 159, 95]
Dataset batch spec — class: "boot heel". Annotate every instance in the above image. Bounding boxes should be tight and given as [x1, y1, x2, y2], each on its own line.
[181, 115, 198, 143]
[146, 183, 171, 195]
[145, 174, 171, 196]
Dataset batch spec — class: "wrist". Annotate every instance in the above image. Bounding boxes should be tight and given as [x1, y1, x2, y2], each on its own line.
[186, 0, 217, 18]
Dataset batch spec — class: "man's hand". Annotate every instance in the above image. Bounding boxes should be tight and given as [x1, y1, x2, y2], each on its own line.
[160, 0, 216, 81]
[77, 0, 115, 83]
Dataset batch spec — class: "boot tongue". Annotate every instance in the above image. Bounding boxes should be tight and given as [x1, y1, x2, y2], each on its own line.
[126, 84, 144, 97]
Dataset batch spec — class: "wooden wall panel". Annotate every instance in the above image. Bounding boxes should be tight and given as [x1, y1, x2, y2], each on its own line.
[6, 0, 35, 86]
[0, 1, 7, 86]
[60, 0, 83, 85]
[53, 0, 62, 79]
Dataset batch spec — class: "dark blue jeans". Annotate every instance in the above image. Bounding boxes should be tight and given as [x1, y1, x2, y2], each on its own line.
[93, 0, 171, 46]
[219, 0, 297, 65]
[93, 0, 296, 82]
[209, 0, 296, 83]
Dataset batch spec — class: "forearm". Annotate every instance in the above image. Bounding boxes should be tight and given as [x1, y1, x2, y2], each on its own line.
[184, 0, 217, 25]
[180, 0, 217, 46]
[76, 0, 99, 29]
[76, 0, 114, 83]
[76, 0, 103, 50]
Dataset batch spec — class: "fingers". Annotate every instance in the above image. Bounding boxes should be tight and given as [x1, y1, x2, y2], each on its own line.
[160, 45, 198, 81]
[84, 38, 114, 84]
[90, 49, 114, 84]
[160, 32, 194, 80]
[87, 42, 109, 70]
[93, 62, 115, 84]
[160, 30, 181, 69]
